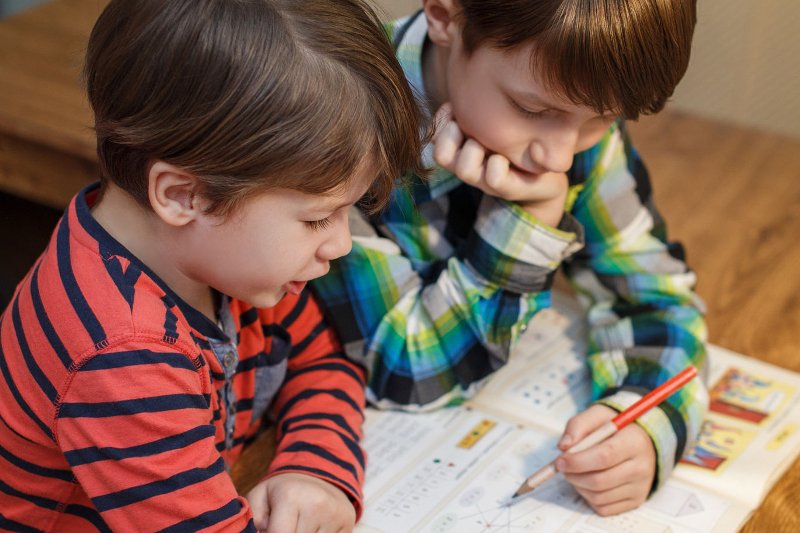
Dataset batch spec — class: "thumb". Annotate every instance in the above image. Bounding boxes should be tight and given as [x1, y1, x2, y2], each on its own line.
[246, 481, 270, 531]
[558, 404, 617, 452]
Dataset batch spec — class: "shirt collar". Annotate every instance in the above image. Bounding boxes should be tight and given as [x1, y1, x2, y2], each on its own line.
[393, 12, 463, 201]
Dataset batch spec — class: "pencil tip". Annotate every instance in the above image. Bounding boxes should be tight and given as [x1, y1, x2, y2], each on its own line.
[512, 483, 534, 499]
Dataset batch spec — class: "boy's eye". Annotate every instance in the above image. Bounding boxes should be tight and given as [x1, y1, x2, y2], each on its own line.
[510, 99, 547, 119]
[305, 218, 332, 231]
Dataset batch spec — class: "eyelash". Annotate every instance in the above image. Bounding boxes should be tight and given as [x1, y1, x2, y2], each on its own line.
[305, 218, 332, 231]
[510, 99, 547, 119]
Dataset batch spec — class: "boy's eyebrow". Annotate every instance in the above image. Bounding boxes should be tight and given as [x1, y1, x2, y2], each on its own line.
[309, 194, 359, 213]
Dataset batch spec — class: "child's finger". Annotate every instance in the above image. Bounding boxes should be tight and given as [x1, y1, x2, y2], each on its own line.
[484, 154, 511, 192]
[432, 120, 464, 169]
[264, 503, 298, 533]
[246, 483, 269, 531]
[590, 498, 642, 517]
[558, 404, 617, 450]
[453, 138, 486, 185]
[557, 431, 629, 475]
[571, 479, 638, 508]
[560, 454, 638, 490]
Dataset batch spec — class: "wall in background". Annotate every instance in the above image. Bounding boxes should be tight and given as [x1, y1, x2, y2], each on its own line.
[373, 0, 800, 139]
[670, 0, 800, 139]
[0, 0, 47, 17]
[4, 1, 797, 138]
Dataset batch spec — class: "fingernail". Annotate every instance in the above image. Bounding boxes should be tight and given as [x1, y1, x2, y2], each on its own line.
[558, 435, 573, 448]
[555, 458, 566, 471]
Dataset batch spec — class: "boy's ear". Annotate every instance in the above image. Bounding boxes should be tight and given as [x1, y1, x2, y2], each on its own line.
[423, 0, 459, 47]
[147, 161, 206, 227]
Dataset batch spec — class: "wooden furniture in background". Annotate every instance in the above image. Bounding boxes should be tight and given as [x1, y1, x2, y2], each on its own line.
[1, 0, 799, 530]
[0, 0, 102, 208]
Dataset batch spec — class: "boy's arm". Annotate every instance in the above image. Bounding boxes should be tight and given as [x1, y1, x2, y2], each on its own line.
[57, 343, 256, 532]
[312, 178, 584, 409]
[260, 291, 367, 517]
[563, 121, 709, 491]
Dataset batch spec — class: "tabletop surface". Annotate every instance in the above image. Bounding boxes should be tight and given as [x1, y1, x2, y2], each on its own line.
[2, 1, 799, 530]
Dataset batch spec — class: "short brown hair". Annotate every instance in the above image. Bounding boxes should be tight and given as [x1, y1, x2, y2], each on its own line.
[84, 0, 425, 216]
[454, 0, 697, 119]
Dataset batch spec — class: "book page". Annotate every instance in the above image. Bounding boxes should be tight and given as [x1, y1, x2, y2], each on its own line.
[471, 333, 592, 433]
[357, 407, 517, 532]
[469, 293, 593, 433]
[356, 293, 794, 532]
[356, 408, 748, 533]
[673, 345, 800, 507]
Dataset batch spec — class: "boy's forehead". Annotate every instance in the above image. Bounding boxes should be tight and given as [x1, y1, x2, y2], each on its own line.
[314, 161, 377, 209]
[490, 44, 563, 101]
[495, 42, 619, 116]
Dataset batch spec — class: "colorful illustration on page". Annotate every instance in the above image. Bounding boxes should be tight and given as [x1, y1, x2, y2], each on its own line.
[709, 368, 795, 424]
[680, 420, 756, 473]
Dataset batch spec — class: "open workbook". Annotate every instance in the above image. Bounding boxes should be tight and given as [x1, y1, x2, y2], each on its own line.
[355, 294, 800, 533]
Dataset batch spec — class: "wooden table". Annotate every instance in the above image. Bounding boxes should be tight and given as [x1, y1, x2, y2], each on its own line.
[2, 1, 799, 530]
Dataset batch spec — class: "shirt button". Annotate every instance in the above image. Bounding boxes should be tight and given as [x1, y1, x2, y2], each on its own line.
[223, 351, 235, 368]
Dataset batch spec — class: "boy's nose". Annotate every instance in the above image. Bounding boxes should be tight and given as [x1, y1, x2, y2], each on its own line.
[530, 128, 578, 174]
[318, 214, 353, 261]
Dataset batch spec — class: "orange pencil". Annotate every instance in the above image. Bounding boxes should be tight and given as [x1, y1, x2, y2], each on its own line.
[511, 365, 699, 499]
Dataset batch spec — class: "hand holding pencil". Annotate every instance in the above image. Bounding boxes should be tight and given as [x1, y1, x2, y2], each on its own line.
[511, 366, 698, 513]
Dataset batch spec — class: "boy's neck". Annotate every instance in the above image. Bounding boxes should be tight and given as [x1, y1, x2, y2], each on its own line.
[421, 37, 450, 115]
[90, 185, 216, 320]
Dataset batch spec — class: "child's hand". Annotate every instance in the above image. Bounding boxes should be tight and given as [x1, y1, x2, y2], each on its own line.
[556, 404, 656, 516]
[432, 103, 569, 228]
[246, 473, 356, 533]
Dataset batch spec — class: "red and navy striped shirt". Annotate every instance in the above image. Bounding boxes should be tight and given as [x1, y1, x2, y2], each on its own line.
[0, 185, 366, 532]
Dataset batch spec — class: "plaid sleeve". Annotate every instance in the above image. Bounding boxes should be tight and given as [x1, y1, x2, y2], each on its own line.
[563, 121, 709, 493]
[312, 177, 584, 409]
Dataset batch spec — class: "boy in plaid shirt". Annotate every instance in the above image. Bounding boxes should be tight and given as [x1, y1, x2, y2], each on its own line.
[313, 0, 708, 516]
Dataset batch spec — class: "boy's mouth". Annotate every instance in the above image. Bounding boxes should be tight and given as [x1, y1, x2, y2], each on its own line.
[509, 162, 544, 178]
[284, 281, 307, 295]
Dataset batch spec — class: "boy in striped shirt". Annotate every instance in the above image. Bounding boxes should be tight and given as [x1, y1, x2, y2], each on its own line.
[313, 0, 709, 517]
[0, 0, 423, 531]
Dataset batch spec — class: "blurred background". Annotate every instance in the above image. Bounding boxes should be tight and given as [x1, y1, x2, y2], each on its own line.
[1, 0, 799, 305]
[377, 0, 800, 139]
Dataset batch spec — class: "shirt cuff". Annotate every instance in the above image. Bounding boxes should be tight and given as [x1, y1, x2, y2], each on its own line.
[596, 389, 679, 494]
[460, 195, 584, 293]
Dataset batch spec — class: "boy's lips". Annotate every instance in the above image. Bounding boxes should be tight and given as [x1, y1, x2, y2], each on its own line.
[510, 162, 545, 178]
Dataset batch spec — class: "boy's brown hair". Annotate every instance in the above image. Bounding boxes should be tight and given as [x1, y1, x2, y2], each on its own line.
[453, 0, 697, 119]
[84, 0, 425, 216]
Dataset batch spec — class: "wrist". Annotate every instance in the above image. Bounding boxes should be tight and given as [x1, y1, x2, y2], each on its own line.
[518, 200, 564, 228]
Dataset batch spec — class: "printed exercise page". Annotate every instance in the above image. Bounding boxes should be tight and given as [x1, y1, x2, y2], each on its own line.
[468, 289, 592, 433]
[674, 344, 800, 507]
[472, 326, 592, 433]
[413, 429, 746, 533]
[472, 336, 592, 433]
[356, 407, 516, 532]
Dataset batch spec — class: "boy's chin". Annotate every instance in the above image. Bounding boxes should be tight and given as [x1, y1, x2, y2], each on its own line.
[239, 290, 287, 309]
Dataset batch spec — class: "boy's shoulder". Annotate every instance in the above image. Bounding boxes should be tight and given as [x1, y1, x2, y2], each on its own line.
[1, 189, 204, 369]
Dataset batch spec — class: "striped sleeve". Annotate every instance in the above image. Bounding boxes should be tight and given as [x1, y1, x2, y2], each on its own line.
[56, 342, 256, 532]
[564, 121, 709, 492]
[263, 292, 367, 518]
